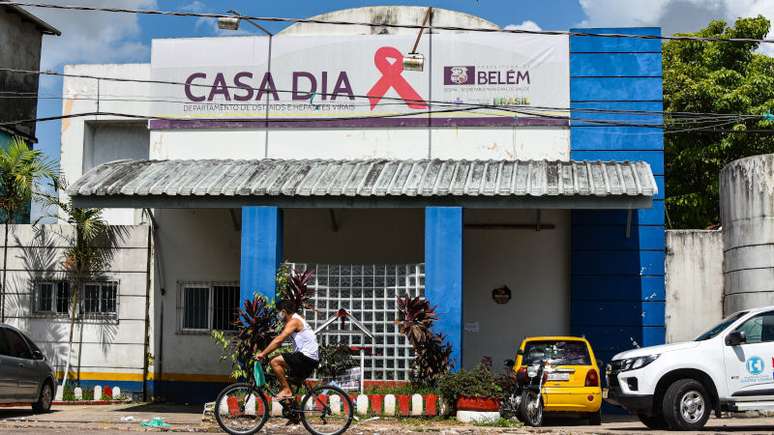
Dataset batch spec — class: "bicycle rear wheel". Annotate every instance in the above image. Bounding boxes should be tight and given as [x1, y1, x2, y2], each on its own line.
[300, 384, 354, 435]
[214, 383, 270, 435]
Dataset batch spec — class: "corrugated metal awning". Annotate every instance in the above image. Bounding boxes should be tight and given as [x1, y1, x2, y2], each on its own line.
[68, 158, 658, 209]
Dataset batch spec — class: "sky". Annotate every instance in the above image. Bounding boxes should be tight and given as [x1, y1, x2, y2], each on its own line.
[19, 0, 774, 219]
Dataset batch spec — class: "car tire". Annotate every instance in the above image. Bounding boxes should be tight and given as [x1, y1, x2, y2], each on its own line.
[588, 410, 602, 425]
[661, 379, 710, 431]
[637, 413, 668, 429]
[32, 380, 53, 413]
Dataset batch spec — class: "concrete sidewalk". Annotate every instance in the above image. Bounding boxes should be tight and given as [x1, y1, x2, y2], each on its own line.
[1, 403, 774, 433]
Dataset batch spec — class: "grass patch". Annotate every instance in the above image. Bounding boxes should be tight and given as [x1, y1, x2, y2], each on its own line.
[394, 416, 452, 427]
[61, 385, 94, 401]
[472, 417, 523, 428]
[363, 384, 438, 395]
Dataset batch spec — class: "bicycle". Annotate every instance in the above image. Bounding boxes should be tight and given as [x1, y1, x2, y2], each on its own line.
[214, 361, 354, 435]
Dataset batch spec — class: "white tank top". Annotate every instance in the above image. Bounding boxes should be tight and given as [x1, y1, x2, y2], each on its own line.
[291, 313, 319, 361]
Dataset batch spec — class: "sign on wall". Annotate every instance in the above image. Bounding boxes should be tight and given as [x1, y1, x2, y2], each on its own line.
[150, 33, 569, 125]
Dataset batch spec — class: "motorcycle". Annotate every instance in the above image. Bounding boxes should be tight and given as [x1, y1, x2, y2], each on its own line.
[501, 357, 554, 426]
[517, 359, 550, 426]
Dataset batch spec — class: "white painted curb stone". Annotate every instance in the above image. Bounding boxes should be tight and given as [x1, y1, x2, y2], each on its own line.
[356, 394, 369, 416]
[245, 394, 256, 416]
[439, 397, 448, 416]
[93, 385, 102, 401]
[271, 400, 283, 416]
[384, 394, 396, 416]
[218, 397, 229, 415]
[73, 387, 82, 401]
[411, 394, 423, 416]
[329, 394, 341, 415]
[456, 410, 500, 424]
[112, 387, 121, 400]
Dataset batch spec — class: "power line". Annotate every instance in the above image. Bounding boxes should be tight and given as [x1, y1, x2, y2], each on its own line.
[4, 1, 774, 45]
[2, 110, 770, 136]
[1, 67, 768, 123]
[2, 91, 762, 122]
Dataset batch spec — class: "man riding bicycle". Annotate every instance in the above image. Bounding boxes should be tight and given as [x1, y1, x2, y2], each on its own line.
[255, 301, 319, 400]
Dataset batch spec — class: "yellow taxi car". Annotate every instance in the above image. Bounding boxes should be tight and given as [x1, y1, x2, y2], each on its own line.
[513, 336, 602, 424]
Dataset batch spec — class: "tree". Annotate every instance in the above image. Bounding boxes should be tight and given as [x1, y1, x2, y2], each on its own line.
[664, 16, 774, 229]
[44, 190, 126, 394]
[0, 137, 56, 322]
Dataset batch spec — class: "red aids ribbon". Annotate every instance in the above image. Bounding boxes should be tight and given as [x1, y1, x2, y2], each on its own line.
[367, 46, 428, 110]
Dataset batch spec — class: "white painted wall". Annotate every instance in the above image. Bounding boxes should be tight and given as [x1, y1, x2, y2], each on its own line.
[153, 209, 241, 378]
[462, 209, 570, 369]
[284, 209, 423, 264]
[149, 127, 568, 161]
[61, 64, 154, 225]
[1, 224, 151, 382]
[665, 230, 724, 343]
[280, 6, 499, 36]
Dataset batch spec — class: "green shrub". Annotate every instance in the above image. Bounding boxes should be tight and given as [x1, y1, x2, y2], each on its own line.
[437, 363, 501, 410]
[316, 341, 357, 380]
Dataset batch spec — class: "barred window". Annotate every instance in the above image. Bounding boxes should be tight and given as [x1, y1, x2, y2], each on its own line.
[179, 283, 239, 333]
[83, 282, 118, 316]
[34, 281, 71, 315]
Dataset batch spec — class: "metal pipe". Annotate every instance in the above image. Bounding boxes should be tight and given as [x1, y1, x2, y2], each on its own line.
[410, 7, 432, 54]
[142, 225, 153, 401]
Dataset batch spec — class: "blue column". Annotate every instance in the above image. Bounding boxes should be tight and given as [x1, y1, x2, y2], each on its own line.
[424, 206, 463, 370]
[240, 206, 283, 303]
[569, 27, 666, 363]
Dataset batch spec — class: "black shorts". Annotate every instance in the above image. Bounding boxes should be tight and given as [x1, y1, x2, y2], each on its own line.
[282, 351, 319, 380]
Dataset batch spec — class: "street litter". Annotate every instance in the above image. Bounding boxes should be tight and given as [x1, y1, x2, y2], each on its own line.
[120, 416, 135, 422]
[141, 416, 172, 429]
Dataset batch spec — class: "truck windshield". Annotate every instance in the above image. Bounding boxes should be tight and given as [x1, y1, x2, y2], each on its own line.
[522, 341, 591, 366]
[695, 311, 748, 341]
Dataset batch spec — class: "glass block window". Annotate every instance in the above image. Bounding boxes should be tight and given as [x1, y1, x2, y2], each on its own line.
[289, 263, 425, 381]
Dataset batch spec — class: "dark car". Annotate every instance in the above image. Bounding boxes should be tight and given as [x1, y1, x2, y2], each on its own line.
[0, 324, 57, 412]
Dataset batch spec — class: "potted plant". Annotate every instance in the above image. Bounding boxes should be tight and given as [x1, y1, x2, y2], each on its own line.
[438, 361, 502, 422]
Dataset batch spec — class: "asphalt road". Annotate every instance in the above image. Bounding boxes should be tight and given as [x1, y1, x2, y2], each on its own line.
[2, 403, 774, 434]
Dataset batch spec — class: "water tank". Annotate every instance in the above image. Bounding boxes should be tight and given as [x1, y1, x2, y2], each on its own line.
[280, 6, 499, 35]
[721, 154, 774, 314]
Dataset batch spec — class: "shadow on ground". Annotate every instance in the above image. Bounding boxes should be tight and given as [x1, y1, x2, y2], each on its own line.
[0, 409, 60, 420]
[113, 403, 201, 415]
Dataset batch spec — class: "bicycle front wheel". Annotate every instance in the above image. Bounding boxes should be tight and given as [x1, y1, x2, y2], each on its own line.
[214, 383, 270, 435]
[300, 384, 354, 435]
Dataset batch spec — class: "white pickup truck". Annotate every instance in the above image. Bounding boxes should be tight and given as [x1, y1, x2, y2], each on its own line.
[605, 305, 774, 430]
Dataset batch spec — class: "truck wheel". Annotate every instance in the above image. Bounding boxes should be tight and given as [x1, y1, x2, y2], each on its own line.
[661, 379, 710, 430]
[637, 413, 667, 429]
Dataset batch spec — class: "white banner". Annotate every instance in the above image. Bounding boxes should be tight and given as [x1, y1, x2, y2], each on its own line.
[150, 33, 568, 123]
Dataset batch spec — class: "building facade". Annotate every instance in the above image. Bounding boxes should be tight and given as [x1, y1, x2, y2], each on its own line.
[0, 4, 59, 144]
[8, 7, 665, 402]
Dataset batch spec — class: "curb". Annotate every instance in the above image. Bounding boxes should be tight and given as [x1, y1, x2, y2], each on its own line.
[53, 400, 132, 406]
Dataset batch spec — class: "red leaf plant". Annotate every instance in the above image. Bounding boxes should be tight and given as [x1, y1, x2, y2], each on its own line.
[396, 296, 452, 388]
